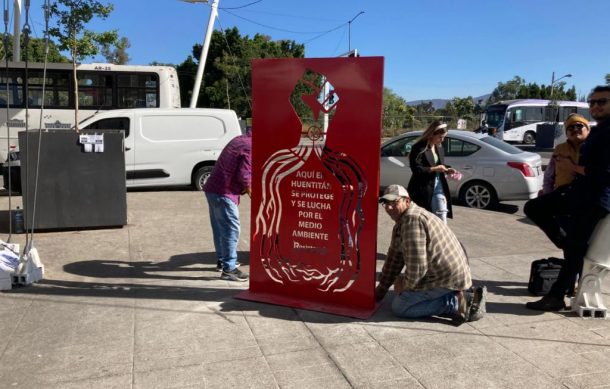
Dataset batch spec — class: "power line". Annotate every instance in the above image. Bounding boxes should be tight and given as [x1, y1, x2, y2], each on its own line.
[302, 23, 345, 44]
[219, 0, 263, 10]
[221, 8, 344, 35]
[330, 25, 347, 56]
[221, 8, 342, 23]
[215, 15, 252, 112]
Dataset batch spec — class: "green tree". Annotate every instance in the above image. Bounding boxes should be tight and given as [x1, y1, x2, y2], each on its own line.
[49, 0, 118, 130]
[488, 76, 525, 103]
[415, 101, 435, 115]
[490, 76, 577, 103]
[452, 96, 475, 118]
[605, 74, 609, 84]
[176, 27, 304, 117]
[382, 87, 413, 136]
[0, 34, 68, 62]
[101, 36, 130, 64]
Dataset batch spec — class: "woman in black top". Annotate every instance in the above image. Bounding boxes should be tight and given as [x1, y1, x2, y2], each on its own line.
[407, 121, 455, 222]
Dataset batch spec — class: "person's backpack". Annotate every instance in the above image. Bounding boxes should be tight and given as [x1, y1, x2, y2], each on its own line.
[528, 258, 563, 296]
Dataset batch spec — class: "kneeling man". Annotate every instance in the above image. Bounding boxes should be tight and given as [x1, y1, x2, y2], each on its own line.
[376, 185, 486, 324]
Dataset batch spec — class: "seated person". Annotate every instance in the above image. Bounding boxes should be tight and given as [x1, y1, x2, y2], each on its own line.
[375, 184, 486, 325]
[524, 85, 610, 311]
[541, 113, 590, 195]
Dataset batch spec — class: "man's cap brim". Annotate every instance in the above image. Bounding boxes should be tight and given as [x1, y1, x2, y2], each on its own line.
[379, 194, 401, 203]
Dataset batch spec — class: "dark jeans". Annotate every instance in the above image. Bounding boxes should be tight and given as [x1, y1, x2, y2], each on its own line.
[524, 184, 608, 299]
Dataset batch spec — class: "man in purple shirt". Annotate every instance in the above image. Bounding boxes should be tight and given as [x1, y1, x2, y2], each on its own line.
[203, 130, 252, 282]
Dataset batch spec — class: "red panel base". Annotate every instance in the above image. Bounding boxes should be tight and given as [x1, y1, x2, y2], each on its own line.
[235, 290, 382, 320]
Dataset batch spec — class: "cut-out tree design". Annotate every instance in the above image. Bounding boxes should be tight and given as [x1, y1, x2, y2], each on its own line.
[254, 69, 366, 292]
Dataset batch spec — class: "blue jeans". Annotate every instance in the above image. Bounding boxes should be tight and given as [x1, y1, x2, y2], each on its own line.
[391, 287, 458, 318]
[431, 175, 448, 224]
[205, 192, 240, 272]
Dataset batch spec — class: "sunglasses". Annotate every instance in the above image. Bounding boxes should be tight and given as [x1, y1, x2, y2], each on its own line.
[587, 98, 610, 107]
[381, 199, 400, 209]
[567, 123, 586, 132]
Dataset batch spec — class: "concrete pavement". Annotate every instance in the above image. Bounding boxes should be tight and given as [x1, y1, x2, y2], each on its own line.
[1, 190, 609, 388]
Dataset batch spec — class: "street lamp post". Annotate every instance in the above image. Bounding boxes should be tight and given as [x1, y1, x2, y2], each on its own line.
[348, 11, 364, 52]
[550, 71, 572, 100]
[182, 0, 219, 108]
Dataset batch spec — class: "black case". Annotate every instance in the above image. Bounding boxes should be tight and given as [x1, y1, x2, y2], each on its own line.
[528, 257, 563, 296]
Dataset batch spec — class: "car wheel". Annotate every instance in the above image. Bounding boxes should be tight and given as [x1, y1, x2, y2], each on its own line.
[193, 166, 214, 191]
[460, 181, 497, 209]
[523, 131, 536, 144]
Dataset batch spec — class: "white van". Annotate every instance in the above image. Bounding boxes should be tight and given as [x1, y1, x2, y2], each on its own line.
[79, 108, 242, 190]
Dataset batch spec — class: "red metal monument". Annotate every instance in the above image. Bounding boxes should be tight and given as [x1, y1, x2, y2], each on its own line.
[237, 57, 384, 318]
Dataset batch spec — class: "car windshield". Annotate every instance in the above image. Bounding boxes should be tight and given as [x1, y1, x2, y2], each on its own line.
[484, 105, 507, 128]
[480, 136, 522, 154]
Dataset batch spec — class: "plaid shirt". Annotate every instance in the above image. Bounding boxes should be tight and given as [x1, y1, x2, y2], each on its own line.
[377, 203, 472, 296]
[203, 132, 252, 205]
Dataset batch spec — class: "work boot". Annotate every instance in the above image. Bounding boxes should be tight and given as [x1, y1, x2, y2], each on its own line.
[452, 290, 473, 326]
[468, 286, 487, 322]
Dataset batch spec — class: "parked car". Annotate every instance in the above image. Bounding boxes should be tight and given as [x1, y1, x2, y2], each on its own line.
[380, 130, 543, 209]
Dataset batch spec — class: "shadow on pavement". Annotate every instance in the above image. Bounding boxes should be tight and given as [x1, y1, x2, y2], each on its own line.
[5, 279, 237, 302]
[454, 202, 520, 215]
[3, 251, 549, 324]
[472, 278, 530, 297]
[490, 202, 520, 214]
[5, 251, 251, 304]
[61, 251, 239, 280]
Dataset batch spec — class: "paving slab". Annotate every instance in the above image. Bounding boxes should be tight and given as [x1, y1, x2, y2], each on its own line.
[1, 190, 609, 388]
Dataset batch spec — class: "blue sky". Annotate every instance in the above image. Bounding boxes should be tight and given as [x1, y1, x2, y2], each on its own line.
[23, 0, 610, 101]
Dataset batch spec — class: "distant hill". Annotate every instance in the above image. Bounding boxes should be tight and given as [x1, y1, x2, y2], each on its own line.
[407, 94, 491, 110]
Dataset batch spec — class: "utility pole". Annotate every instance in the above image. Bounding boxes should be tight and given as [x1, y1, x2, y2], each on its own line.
[348, 11, 364, 52]
[12, 0, 21, 62]
[550, 71, 572, 100]
[183, 0, 219, 108]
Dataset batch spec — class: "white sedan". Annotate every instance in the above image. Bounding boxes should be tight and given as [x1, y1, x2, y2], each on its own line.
[380, 130, 543, 209]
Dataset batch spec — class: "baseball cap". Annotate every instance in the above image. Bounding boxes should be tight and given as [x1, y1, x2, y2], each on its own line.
[379, 184, 409, 203]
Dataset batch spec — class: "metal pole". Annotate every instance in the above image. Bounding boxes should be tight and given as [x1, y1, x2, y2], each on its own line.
[12, 0, 20, 61]
[550, 72, 572, 101]
[347, 11, 364, 53]
[189, 0, 218, 108]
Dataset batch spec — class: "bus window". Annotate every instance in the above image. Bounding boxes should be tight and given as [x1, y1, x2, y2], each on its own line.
[560, 106, 578, 122]
[78, 72, 113, 108]
[524, 106, 544, 122]
[506, 107, 524, 130]
[117, 73, 159, 108]
[512, 108, 524, 122]
[484, 105, 507, 128]
[577, 107, 593, 121]
[28, 70, 70, 108]
[0, 70, 24, 106]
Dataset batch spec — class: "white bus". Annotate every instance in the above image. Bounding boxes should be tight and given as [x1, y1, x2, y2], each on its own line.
[0, 62, 181, 161]
[483, 99, 593, 144]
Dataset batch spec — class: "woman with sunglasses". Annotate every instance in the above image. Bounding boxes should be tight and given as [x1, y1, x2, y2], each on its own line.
[541, 113, 590, 195]
[407, 121, 456, 223]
